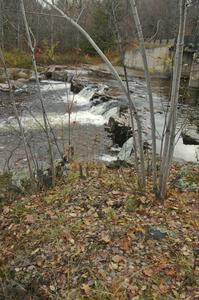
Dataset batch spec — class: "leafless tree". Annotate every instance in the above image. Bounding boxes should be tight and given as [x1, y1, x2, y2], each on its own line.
[159, 0, 188, 199]
[42, 0, 146, 189]
[111, 0, 140, 181]
[129, 0, 157, 192]
[0, 47, 35, 188]
[20, 0, 56, 186]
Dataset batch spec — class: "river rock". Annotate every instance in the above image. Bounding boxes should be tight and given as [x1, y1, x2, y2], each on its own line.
[11, 168, 30, 192]
[14, 86, 29, 96]
[174, 164, 199, 192]
[104, 106, 119, 120]
[17, 71, 29, 80]
[52, 70, 68, 81]
[0, 83, 10, 92]
[71, 80, 84, 93]
[36, 158, 68, 188]
[118, 137, 134, 163]
[0, 73, 6, 83]
[182, 131, 199, 145]
[146, 226, 170, 240]
[29, 74, 46, 82]
[91, 93, 112, 106]
[45, 65, 68, 81]
[54, 158, 69, 177]
[90, 67, 114, 79]
[17, 78, 29, 84]
[0, 80, 28, 92]
[107, 116, 132, 147]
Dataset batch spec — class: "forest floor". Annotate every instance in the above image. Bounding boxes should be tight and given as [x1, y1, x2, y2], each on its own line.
[0, 163, 199, 300]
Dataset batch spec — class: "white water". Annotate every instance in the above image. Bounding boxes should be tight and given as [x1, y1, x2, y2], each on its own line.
[40, 81, 70, 92]
[0, 82, 112, 131]
[0, 77, 198, 166]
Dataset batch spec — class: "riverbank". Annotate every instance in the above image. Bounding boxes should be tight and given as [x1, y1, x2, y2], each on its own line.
[0, 162, 198, 300]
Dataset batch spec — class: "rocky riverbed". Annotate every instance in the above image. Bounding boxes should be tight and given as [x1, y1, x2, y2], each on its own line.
[0, 64, 199, 174]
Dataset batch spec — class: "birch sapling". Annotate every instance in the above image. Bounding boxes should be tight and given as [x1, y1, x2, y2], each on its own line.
[20, 0, 55, 186]
[129, 0, 157, 192]
[42, 0, 146, 188]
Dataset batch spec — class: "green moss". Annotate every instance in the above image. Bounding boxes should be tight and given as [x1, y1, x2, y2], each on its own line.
[43, 194, 59, 205]
[106, 208, 117, 221]
[125, 197, 141, 212]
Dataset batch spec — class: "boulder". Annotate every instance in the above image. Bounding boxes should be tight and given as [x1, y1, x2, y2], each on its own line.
[71, 80, 84, 93]
[91, 93, 112, 106]
[118, 137, 134, 163]
[17, 78, 29, 84]
[0, 83, 10, 92]
[176, 178, 198, 192]
[182, 131, 199, 145]
[107, 116, 132, 147]
[52, 71, 68, 81]
[36, 158, 68, 189]
[11, 168, 30, 192]
[45, 65, 68, 81]
[174, 164, 199, 192]
[17, 71, 29, 80]
[0, 73, 6, 83]
[146, 226, 170, 240]
[29, 74, 46, 82]
[14, 86, 29, 96]
[0, 80, 28, 92]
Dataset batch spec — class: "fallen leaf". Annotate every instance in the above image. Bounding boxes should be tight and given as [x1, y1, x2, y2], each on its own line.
[81, 284, 91, 294]
[121, 237, 131, 251]
[25, 214, 35, 224]
[112, 255, 125, 263]
[69, 238, 75, 244]
[69, 213, 77, 217]
[143, 267, 154, 277]
[50, 285, 56, 292]
[101, 234, 111, 243]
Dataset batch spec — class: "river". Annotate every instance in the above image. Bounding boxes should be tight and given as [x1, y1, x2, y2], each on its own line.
[0, 65, 198, 172]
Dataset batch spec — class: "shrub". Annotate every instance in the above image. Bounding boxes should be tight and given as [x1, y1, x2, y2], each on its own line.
[3, 50, 32, 68]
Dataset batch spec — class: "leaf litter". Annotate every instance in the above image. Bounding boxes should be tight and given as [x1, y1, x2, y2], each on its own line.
[0, 163, 198, 299]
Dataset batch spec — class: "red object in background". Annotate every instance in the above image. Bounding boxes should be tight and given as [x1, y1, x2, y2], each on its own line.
[35, 47, 42, 59]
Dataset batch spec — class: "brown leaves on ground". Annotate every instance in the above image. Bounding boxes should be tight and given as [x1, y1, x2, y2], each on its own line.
[0, 163, 198, 300]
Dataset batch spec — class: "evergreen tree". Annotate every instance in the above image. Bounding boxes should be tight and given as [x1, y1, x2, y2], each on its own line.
[81, 0, 115, 54]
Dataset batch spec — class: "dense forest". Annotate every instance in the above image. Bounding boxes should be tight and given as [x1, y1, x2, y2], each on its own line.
[0, 0, 199, 53]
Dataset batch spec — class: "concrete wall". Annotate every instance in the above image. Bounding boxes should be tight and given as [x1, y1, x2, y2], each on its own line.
[189, 53, 199, 89]
[124, 46, 171, 75]
[124, 46, 195, 78]
[124, 42, 199, 89]
[124, 38, 199, 89]
[170, 49, 193, 78]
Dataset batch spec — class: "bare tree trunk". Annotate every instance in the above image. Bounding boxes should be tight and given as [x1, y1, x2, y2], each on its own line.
[0, 47, 35, 189]
[42, 0, 146, 188]
[159, 0, 187, 199]
[50, 13, 54, 51]
[16, 1, 21, 50]
[20, 0, 55, 187]
[0, 0, 4, 50]
[75, 0, 84, 48]
[129, 0, 157, 192]
[111, 1, 141, 185]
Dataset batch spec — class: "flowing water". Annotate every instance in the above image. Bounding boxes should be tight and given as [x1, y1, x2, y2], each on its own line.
[0, 66, 198, 172]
